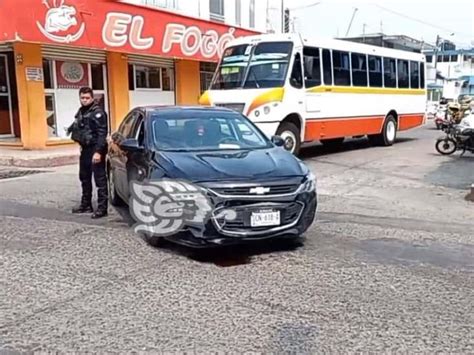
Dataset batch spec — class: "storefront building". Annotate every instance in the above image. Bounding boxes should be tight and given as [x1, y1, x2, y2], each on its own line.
[0, 0, 258, 149]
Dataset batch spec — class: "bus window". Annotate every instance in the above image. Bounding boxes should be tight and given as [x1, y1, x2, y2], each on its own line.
[322, 49, 332, 85]
[303, 47, 321, 88]
[289, 52, 303, 89]
[243, 41, 293, 89]
[332, 50, 350, 86]
[420, 62, 425, 88]
[368, 55, 382, 87]
[383, 57, 396, 88]
[410, 61, 419, 89]
[397, 59, 409, 88]
[351, 53, 367, 87]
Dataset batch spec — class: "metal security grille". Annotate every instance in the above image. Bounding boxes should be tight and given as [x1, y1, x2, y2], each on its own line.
[42, 45, 107, 63]
[0, 170, 48, 180]
[127, 54, 174, 68]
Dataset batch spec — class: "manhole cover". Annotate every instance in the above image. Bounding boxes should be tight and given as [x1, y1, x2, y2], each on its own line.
[0, 169, 48, 180]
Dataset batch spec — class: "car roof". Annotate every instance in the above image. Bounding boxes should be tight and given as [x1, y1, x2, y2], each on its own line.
[134, 105, 236, 118]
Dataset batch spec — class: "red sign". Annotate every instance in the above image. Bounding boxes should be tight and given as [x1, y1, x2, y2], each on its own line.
[0, 0, 260, 62]
[55, 61, 89, 89]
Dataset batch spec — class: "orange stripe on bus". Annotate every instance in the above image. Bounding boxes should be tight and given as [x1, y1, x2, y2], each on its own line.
[304, 116, 385, 141]
[398, 114, 425, 131]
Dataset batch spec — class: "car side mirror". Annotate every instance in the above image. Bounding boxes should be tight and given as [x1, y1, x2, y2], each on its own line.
[119, 138, 143, 152]
[271, 135, 285, 147]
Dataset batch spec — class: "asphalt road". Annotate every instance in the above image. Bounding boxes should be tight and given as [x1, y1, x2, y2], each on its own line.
[0, 124, 473, 353]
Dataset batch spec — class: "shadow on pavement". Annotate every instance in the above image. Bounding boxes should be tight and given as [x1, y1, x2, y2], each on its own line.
[111, 205, 305, 266]
[299, 136, 418, 160]
[162, 236, 305, 267]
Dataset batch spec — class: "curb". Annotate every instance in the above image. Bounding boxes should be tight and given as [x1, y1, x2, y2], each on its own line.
[465, 184, 474, 202]
[0, 154, 79, 168]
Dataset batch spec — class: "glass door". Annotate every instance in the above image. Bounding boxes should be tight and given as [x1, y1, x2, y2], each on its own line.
[0, 54, 13, 136]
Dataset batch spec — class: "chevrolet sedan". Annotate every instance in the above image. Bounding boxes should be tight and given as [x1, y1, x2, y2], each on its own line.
[107, 106, 317, 248]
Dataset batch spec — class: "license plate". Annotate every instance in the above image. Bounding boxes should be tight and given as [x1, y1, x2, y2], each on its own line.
[250, 211, 280, 227]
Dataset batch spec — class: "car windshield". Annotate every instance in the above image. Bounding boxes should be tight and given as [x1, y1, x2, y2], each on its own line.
[150, 111, 272, 152]
[210, 41, 293, 90]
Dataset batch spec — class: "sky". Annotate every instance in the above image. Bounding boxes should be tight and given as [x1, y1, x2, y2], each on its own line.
[266, 0, 474, 49]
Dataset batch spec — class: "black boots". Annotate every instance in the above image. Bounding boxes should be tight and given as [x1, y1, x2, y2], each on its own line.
[72, 200, 107, 219]
[91, 210, 108, 219]
[72, 204, 93, 214]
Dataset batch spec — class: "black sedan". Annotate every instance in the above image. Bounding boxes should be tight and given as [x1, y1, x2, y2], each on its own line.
[107, 106, 317, 248]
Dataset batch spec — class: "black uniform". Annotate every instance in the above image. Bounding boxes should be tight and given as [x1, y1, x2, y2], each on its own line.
[69, 102, 108, 215]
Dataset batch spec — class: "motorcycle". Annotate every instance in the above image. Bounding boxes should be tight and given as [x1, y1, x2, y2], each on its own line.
[434, 104, 449, 129]
[435, 111, 474, 156]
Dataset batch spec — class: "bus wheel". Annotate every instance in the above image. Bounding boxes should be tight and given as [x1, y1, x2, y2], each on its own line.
[276, 122, 301, 155]
[368, 115, 397, 146]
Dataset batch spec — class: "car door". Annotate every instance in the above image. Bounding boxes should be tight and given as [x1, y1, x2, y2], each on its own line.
[123, 111, 149, 199]
[109, 110, 138, 199]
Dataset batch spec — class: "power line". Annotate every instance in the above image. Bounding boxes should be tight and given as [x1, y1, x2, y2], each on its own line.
[371, 3, 472, 38]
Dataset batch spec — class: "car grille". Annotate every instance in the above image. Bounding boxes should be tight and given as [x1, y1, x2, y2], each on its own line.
[213, 202, 304, 233]
[214, 103, 246, 113]
[211, 184, 300, 196]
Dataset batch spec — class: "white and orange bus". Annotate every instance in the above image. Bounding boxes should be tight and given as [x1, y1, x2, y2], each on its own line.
[199, 33, 427, 155]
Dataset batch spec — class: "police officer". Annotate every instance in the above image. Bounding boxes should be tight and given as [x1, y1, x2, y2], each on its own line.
[68, 87, 109, 219]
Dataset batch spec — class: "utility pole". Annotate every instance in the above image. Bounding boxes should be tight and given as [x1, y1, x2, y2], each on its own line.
[345, 7, 358, 37]
[281, 0, 284, 33]
[433, 35, 440, 70]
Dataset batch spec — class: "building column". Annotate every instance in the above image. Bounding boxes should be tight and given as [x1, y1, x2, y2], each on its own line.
[13, 42, 47, 149]
[175, 59, 201, 105]
[106, 52, 130, 131]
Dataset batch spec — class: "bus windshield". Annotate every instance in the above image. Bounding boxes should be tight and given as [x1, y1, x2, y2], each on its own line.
[210, 41, 293, 90]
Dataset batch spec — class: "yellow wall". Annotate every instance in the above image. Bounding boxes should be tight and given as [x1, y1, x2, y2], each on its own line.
[175, 59, 201, 105]
[107, 52, 130, 131]
[13, 42, 47, 149]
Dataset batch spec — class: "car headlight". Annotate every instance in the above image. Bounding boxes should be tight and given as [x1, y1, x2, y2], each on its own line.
[302, 171, 316, 192]
[298, 161, 316, 192]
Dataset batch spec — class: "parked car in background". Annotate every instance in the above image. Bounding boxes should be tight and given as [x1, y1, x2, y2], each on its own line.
[107, 106, 317, 248]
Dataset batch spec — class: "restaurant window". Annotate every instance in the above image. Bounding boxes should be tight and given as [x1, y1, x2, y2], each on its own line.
[91, 63, 104, 91]
[200, 62, 217, 94]
[135, 65, 161, 89]
[42, 60, 54, 90]
[161, 68, 174, 91]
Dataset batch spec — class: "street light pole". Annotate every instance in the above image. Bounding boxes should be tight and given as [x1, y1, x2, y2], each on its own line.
[433, 35, 440, 70]
[281, 0, 284, 33]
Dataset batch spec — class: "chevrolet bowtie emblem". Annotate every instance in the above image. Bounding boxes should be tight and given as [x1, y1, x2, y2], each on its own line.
[249, 186, 270, 194]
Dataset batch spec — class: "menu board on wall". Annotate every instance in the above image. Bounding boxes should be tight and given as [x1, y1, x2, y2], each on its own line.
[55, 61, 89, 89]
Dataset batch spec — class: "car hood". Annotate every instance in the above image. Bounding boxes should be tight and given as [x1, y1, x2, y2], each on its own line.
[152, 147, 306, 182]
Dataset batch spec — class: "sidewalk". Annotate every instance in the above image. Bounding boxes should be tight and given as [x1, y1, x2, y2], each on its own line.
[0, 146, 80, 168]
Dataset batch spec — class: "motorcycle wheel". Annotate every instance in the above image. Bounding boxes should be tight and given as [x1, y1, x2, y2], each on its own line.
[435, 138, 457, 155]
